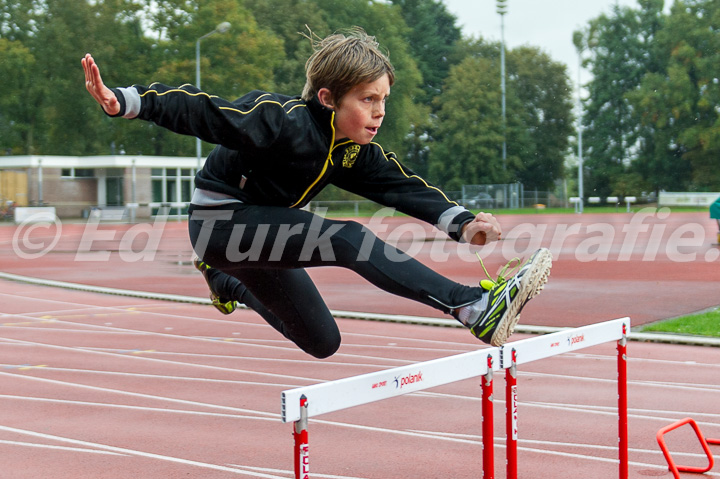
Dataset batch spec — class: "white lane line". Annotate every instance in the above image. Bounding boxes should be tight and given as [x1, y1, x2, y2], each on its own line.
[0, 307, 420, 366]
[230, 465, 370, 479]
[0, 288, 477, 357]
[0, 335, 325, 384]
[525, 400, 720, 421]
[0, 369, 648, 455]
[193, 335, 471, 355]
[523, 371, 720, 393]
[343, 427, 720, 476]
[1, 326, 715, 473]
[8, 394, 677, 477]
[562, 352, 720, 370]
[0, 425, 288, 479]
[0, 369, 278, 418]
[0, 395, 279, 422]
[6, 325, 716, 432]
[414, 390, 720, 428]
[76, 347, 405, 370]
[0, 364, 304, 389]
[13, 392, 702, 477]
[409, 429, 712, 459]
[0, 439, 127, 456]
[7, 323, 716, 427]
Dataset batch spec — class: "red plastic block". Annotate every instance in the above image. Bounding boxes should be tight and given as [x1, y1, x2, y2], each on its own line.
[657, 418, 715, 479]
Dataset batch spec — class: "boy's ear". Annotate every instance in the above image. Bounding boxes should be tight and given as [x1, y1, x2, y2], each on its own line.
[317, 88, 334, 110]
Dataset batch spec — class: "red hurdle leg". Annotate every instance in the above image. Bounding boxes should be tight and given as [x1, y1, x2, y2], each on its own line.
[294, 395, 309, 479]
[617, 325, 628, 479]
[482, 354, 495, 479]
[505, 348, 518, 479]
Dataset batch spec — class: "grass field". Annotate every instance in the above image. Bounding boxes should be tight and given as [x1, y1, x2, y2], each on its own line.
[639, 307, 720, 338]
[318, 204, 710, 218]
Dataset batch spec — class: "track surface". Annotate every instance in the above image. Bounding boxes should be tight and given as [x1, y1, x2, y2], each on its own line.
[1, 211, 719, 478]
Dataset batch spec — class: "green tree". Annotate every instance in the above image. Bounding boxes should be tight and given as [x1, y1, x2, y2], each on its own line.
[575, 0, 665, 197]
[509, 46, 574, 190]
[0, 0, 48, 153]
[389, 0, 462, 104]
[428, 39, 573, 191]
[628, 0, 720, 190]
[388, 0, 461, 177]
[0, 37, 37, 154]
[243, 0, 327, 95]
[100, 0, 286, 157]
[0, 0, 153, 154]
[40, 0, 146, 155]
[428, 54, 506, 191]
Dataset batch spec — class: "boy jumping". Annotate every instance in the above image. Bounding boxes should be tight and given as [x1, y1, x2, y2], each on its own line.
[81, 27, 551, 358]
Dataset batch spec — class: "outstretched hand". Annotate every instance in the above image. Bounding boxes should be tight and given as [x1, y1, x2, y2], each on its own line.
[81, 54, 120, 116]
[461, 212, 502, 245]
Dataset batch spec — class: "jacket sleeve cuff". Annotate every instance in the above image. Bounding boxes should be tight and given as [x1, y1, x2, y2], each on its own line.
[436, 206, 475, 242]
[107, 87, 141, 119]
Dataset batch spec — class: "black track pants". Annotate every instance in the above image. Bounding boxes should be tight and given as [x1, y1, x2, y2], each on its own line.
[188, 204, 481, 358]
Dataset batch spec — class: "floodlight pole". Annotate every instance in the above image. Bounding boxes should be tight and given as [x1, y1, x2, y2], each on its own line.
[577, 50, 584, 214]
[195, 22, 231, 171]
[497, 0, 508, 172]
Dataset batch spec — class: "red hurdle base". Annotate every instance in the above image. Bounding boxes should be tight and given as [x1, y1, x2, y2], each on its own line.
[657, 417, 717, 479]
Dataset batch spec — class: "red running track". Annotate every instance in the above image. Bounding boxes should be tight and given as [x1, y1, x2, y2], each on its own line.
[1, 211, 718, 327]
[0, 211, 719, 478]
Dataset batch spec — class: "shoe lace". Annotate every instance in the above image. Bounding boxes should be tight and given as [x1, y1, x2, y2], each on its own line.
[475, 252, 522, 290]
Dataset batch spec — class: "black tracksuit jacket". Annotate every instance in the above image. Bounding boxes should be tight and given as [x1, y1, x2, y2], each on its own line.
[110, 83, 475, 241]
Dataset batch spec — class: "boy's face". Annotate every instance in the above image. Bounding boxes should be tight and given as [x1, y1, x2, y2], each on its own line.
[330, 74, 390, 145]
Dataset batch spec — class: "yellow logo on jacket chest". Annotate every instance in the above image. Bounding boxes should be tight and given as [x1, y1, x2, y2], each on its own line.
[342, 145, 360, 168]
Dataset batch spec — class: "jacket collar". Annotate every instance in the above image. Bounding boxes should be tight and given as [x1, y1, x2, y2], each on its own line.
[306, 95, 336, 139]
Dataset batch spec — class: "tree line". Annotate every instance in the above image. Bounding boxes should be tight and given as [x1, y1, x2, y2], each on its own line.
[1, 0, 718, 197]
[576, 0, 720, 196]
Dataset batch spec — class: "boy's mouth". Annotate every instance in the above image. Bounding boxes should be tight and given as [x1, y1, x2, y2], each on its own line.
[366, 126, 379, 135]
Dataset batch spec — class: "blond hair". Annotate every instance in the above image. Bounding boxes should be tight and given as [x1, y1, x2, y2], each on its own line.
[301, 27, 395, 104]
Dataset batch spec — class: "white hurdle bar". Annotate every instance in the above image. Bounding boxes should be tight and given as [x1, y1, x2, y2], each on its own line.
[282, 347, 501, 479]
[281, 317, 630, 479]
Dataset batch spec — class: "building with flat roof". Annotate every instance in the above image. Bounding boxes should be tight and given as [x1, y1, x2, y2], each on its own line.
[0, 155, 199, 219]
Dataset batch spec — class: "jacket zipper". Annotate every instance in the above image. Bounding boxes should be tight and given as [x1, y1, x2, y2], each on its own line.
[289, 112, 336, 208]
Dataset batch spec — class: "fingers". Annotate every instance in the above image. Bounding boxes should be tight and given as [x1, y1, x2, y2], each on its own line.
[81, 54, 120, 115]
[473, 213, 501, 235]
[475, 211, 501, 231]
[82, 54, 102, 96]
[462, 221, 499, 245]
[477, 221, 501, 242]
[462, 212, 503, 245]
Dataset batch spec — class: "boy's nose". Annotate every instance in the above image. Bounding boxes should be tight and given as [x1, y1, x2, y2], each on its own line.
[374, 102, 385, 117]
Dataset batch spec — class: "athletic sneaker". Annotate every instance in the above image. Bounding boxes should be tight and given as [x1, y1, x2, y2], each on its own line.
[192, 255, 238, 315]
[464, 248, 552, 346]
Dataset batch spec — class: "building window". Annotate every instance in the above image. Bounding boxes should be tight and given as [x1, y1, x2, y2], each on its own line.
[61, 168, 95, 178]
[150, 167, 195, 215]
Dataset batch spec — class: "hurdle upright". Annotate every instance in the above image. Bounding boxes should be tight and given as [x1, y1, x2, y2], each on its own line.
[499, 317, 630, 479]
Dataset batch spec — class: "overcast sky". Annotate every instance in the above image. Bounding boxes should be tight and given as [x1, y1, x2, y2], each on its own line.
[442, 0, 669, 88]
